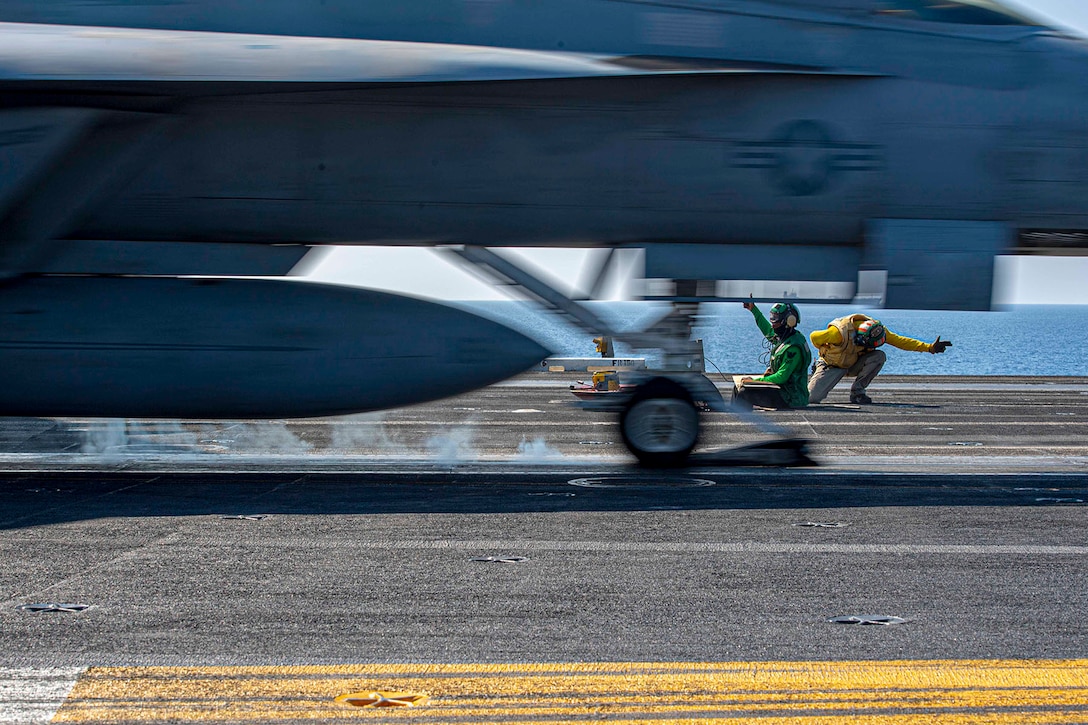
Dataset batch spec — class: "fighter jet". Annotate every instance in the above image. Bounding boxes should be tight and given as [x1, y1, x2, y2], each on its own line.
[0, 0, 1085, 464]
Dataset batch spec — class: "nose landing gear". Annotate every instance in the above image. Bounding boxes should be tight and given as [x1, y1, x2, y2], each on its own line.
[442, 246, 813, 468]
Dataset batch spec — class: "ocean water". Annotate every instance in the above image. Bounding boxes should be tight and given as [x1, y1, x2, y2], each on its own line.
[459, 301, 1088, 377]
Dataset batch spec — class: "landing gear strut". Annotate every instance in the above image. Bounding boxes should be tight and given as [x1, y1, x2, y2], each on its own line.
[444, 246, 811, 467]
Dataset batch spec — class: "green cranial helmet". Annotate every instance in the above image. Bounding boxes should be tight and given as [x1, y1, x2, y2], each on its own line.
[769, 302, 800, 330]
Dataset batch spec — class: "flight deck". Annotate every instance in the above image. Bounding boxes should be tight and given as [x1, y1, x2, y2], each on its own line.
[0, 373, 1083, 473]
[1, 375, 1086, 724]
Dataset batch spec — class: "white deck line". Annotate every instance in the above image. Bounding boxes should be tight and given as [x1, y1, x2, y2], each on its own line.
[0, 667, 83, 725]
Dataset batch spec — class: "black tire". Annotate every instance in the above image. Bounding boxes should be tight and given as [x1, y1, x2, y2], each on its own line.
[619, 378, 700, 468]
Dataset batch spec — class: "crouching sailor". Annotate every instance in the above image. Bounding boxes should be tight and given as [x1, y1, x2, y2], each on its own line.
[808, 313, 951, 404]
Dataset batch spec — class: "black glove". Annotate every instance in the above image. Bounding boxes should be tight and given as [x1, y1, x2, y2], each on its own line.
[930, 336, 952, 354]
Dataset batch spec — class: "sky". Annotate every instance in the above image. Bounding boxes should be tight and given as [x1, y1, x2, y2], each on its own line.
[308, 0, 1088, 305]
[1010, 0, 1088, 34]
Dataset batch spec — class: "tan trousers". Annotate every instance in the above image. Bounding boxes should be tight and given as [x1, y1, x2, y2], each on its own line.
[808, 349, 887, 403]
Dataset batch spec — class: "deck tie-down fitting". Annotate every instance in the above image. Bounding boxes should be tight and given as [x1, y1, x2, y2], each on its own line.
[829, 615, 907, 625]
[18, 603, 91, 613]
[336, 691, 429, 708]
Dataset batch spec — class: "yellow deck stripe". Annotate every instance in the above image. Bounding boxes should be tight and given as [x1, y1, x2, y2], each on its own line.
[53, 660, 1088, 724]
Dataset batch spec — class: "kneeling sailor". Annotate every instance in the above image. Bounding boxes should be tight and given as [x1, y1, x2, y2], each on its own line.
[733, 300, 812, 410]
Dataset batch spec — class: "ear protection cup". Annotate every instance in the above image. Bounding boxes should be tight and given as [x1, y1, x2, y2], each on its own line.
[770, 302, 800, 329]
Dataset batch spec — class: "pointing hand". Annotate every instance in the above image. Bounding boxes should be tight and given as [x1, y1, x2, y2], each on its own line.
[743, 294, 754, 311]
[931, 336, 952, 354]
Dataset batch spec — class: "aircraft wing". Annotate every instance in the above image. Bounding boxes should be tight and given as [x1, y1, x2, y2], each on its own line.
[0, 21, 877, 84]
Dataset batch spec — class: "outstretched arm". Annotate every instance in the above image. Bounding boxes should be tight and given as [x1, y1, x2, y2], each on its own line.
[745, 302, 776, 342]
[885, 330, 952, 353]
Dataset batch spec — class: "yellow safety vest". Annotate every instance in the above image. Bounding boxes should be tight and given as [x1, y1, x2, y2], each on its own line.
[818, 314, 874, 369]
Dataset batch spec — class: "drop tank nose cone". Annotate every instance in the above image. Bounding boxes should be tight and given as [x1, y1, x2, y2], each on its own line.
[423, 304, 552, 400]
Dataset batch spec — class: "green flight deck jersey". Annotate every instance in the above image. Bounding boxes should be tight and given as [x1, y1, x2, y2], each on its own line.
[749, 305, 813, 408]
